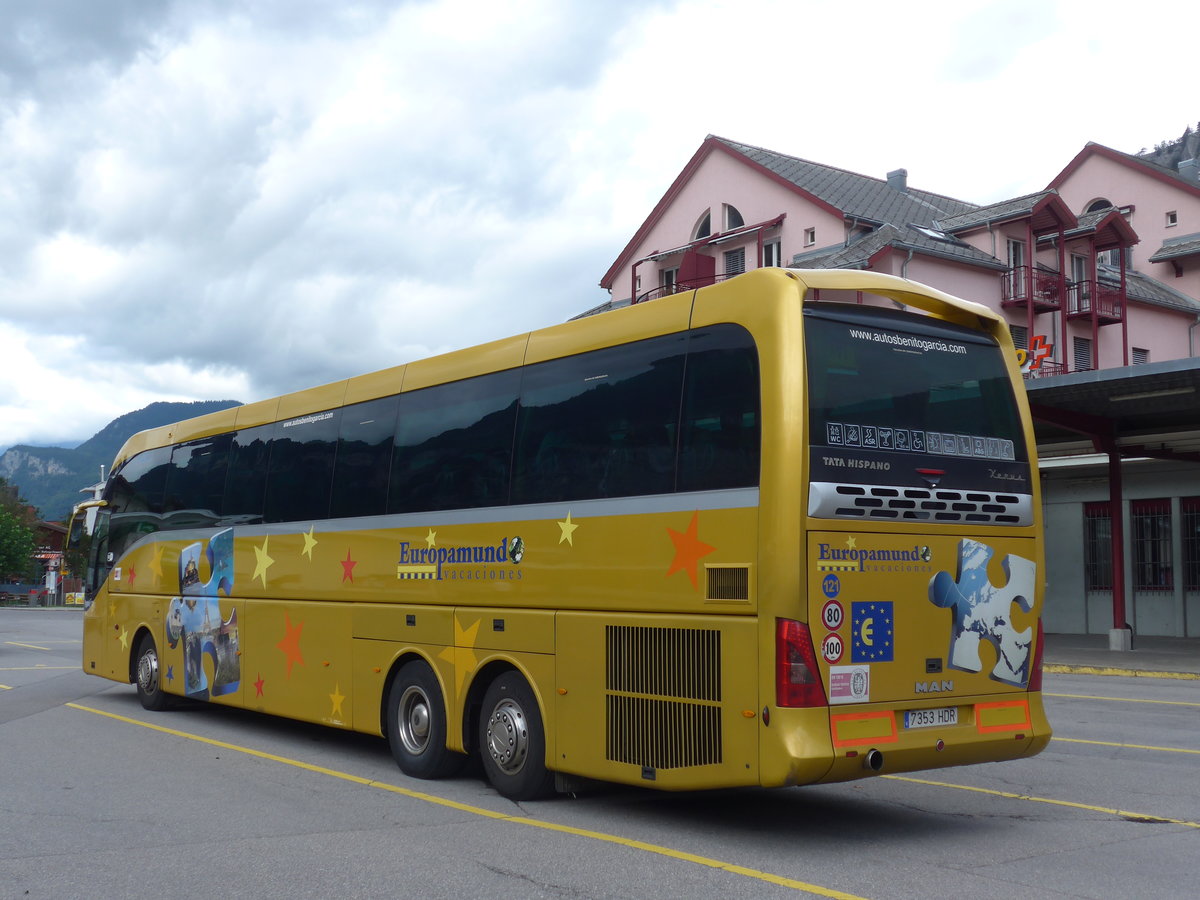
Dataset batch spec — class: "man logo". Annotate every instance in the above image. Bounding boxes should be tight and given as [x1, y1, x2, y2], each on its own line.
[915, 680, 954, 694]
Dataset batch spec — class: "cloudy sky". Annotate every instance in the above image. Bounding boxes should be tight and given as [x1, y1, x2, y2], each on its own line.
[1, 0, 1194, 450]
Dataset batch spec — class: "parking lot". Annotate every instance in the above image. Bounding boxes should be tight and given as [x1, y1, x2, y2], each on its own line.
[2, 607, 1197, 899]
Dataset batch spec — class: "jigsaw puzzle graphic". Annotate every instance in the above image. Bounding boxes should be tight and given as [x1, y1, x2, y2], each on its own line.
[928, 539, 1035, 686]
[166, 527, 240, 699]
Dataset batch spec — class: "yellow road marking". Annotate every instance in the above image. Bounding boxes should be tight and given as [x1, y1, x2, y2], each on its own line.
[0, 684, 10, 691]
[1044, 664, 1199, 681]
[4, 641, 52, 651]
[1053, 737, 1200, 755]
[1046, 692, 1200, 708]
[884, 775, 1200, 829]
[68, 703, 867, 900]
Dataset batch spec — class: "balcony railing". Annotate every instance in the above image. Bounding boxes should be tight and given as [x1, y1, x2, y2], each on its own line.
[1002, 266, 1062, 313]
[1067, 280, 1124, 323]
[1022, 360, 1066, 380]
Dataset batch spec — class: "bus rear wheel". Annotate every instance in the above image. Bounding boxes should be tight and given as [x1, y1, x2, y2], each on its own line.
[134, 634, 172, 711]
[479, 671, 554, 800]
[386, 661, 465, 779]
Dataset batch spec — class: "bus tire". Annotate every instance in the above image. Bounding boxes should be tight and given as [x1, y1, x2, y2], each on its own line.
[386, 661, 465, 779]
[479, 671, 555, 800]
[134, 634, 172, 711]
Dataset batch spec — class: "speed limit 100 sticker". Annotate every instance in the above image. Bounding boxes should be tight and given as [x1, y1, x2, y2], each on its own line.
[821, 631, 845, 664]
[820, 599, 845, 631]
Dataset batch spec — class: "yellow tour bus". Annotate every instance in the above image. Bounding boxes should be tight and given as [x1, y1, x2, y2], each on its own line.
[73, 268, 1050, 799]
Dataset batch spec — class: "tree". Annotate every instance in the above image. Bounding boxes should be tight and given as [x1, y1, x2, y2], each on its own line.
[0, 477, 37, 582]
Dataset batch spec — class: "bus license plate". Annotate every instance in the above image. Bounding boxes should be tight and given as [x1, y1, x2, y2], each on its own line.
[904, 707, 957, 729]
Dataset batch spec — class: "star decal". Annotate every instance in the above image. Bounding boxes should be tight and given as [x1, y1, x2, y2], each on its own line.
[558, 511, 579, 546]
[845, 535, 858, 550]
[148, 544, 164, 583]
[118, 627, 130, 650]
[253, 536, 275, 587]
[254, 673, 265, 697]
[329, 683, 345, 719]
[276, 613, 305, 678]
[166, 665, 174, 684]
[666, 511, 716, 590]
[302, 526, 318, 560]
[341, 548, 357, 583]
[127, 565, 137, 586]
[425, 528, 437, 549]
[437, 617, 480, 697]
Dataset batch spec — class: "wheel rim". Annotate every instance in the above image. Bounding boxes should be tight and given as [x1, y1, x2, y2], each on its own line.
[397, 685, 432, 755]
[485, 697, 529, 775]
[137, 645, 159, 696]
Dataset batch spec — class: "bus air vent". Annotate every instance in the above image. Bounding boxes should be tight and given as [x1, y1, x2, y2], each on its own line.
[605, 625, 722, 769]
[809, 482, 1033, 526]
[706, 565, 750, 602]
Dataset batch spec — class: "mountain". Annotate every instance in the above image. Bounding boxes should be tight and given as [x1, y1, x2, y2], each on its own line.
[1, 400, 242, 521]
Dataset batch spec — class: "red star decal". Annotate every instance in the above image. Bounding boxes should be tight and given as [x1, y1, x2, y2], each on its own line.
[341, 548, 357, 583]
[666, 511, 716, 590]
[276, 613, 305, 678]
[127, 565, 136, 586]
[254, 674, 265, 697]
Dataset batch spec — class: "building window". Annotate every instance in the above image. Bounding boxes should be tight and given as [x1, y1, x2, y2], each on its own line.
[660, 267, 678, 292]
[1131, 499, 1172, 591]
[763, 240, 782, 268]
[1183, 497, 1200, 591]
[1009, 324, 1028, 350]
[1007, 238, 1027, 269]
[724, 204, 744, 230]
[723, 247, 745, 276]
[1073, 336, 1093, 371]
[694, 210, 712, 240]
[1166, 210, 1178, 228]
[1132, 347, 1149, 365]
[1084, 502, 1113, 591]
[803, 227, 816, 247]
[1086, 198, 1114, 213]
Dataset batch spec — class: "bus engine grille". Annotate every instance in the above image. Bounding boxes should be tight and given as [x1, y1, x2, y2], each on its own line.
[808, 482, 1033, 526]
[605, 625, 722, 769]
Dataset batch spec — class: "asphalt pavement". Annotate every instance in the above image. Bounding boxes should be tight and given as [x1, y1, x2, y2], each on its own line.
[1043, 632, 1200, 678]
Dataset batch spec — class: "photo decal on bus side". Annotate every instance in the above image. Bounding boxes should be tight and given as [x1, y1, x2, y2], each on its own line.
[928, 538, 1036, 687]
[165, 527, 240, 700]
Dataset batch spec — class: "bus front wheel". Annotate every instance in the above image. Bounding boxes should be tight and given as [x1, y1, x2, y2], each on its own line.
[386, 661, 466, 779]
[479, 671, 554, 800]
[134, 634, 172, 711]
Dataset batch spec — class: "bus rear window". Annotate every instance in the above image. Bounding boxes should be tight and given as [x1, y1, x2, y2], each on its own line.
[804, 303, 1030, 505]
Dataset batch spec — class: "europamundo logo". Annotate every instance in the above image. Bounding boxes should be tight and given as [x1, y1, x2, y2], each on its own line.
[817, 542, 932, 573]
[397, 536, 525, 582]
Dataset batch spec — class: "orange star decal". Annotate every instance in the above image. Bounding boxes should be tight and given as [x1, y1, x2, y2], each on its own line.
[666, 511, 716, 590]
[340, 548, 357, 583]
[276, 613, 305, 678]
[127, 565, 136, 586]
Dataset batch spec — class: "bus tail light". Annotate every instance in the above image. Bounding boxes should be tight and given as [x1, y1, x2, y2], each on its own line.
[1028, 619, 1045, 692]
[776, 618, 828, 708]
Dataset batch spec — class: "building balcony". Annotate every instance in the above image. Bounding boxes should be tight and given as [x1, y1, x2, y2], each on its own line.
[1067, 280, 1124, 324]
[1001, 266, 1062, 313]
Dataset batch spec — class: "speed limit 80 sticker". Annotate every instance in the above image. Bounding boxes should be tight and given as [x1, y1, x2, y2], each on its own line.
[820, 599, 845, 631]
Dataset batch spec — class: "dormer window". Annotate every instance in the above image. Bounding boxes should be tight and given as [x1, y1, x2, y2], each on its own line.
[1086, 198, 1114, 214]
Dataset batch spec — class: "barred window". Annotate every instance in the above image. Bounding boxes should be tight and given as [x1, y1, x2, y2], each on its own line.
[1131, 498, 1172, 591]
[1183, 497, 1200, 591]
[1083, 501, 1113, 591]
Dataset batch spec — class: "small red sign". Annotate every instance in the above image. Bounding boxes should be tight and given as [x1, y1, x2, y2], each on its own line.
[822, 631, 845, 664]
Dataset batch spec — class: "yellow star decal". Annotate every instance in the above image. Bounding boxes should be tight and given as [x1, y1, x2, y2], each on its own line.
[329, 682, 345, 720]
[437, 617, 480, 697]
[558, 511, 579, 546]
[253, 536, 275, 587]
[425, 528, 437, 549]
[108, 600, 117, 619]
[845, 535, 858, 550]
[302, 526, 318, 560]
[118, 628, 129, 651]
[148, 544, 164, 583]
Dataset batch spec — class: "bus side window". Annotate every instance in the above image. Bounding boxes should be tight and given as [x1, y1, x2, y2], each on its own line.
[222, 425, 271, 525]
[678, 325, 760, 492]
[106, 446, 173, 560]
[330, 395, 400, 519]
[512, 334, 686, 505]
[164, 434, 232, 528]
[389, 369, 520, 514]
[264, 409, 343, 523]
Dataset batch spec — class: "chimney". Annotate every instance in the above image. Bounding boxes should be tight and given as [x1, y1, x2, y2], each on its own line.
[1178, 159, 1199, 183]
[887, 168, 908, 193]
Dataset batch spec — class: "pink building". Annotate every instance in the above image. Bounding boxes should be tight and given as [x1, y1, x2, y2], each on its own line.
[597, 135, 1200, 640]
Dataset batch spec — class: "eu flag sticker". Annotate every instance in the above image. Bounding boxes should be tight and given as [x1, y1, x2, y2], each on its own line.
[851, 601, 895, 662]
